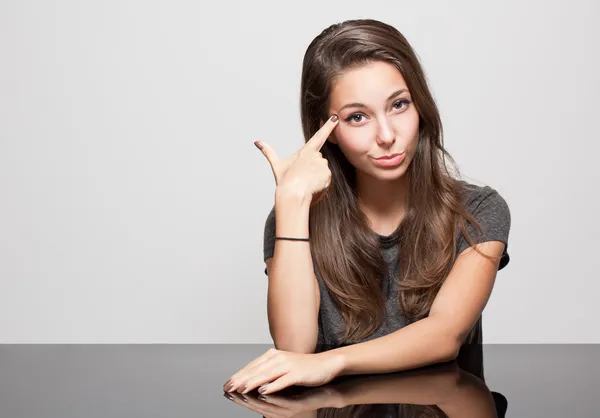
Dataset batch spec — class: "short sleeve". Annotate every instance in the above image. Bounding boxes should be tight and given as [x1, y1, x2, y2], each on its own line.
[456, 186, 512, 270]
[263, 205, 276, 275]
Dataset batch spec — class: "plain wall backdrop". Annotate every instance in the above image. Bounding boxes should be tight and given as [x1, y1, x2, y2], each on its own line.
[1, 0, 598, 343]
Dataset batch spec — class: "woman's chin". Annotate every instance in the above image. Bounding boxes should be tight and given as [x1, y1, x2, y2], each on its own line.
[366, 166, 409, 182]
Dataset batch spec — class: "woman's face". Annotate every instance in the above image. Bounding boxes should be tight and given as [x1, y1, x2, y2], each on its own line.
[326, 61, 420, 182]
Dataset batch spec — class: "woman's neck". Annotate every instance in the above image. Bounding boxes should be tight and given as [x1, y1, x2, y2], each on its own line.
[356, 172, 409, 236]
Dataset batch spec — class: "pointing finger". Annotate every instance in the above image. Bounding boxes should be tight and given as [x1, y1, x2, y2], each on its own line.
[304, 115, 339, 152]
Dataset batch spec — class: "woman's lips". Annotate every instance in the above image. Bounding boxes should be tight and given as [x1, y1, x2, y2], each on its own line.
[372, 153, 406, 167]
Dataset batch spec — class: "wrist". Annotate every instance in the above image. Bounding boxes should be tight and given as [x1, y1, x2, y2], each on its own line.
[275, 187, 312, 207]
[274, 190, 311, 239]
[318, 349, 347, 379]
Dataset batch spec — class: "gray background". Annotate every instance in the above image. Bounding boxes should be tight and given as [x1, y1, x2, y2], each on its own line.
[1, 0, 597, 343]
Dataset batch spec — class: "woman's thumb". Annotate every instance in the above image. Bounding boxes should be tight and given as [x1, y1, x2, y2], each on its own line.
[254, 140, 279, 168]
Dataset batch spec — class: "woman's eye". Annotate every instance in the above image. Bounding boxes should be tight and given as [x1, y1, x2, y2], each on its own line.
[346, 114, 365, 123]
[393, 99, 410, 110]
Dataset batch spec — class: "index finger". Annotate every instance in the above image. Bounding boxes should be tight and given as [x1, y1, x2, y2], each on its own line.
[304, 114, 339, 151]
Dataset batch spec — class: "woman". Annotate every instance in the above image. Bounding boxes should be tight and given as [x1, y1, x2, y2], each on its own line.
[223, 18, 511, 396]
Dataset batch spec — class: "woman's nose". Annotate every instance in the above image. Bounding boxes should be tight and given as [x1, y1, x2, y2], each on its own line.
[376, 119, 395, 145]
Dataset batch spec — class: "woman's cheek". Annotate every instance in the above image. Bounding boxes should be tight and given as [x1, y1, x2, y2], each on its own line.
[336, 127, 373, 156]
[405, 112, 420, 151]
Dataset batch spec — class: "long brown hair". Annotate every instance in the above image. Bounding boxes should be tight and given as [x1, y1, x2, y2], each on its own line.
[301, 19, 499, 343]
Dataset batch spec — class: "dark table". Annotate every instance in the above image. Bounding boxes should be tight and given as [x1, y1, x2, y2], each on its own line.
[0, 344, 598, 417]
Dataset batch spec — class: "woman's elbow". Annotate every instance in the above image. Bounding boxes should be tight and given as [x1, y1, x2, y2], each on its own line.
[270, 330, 317, 353]
[440, 338, 462, 362]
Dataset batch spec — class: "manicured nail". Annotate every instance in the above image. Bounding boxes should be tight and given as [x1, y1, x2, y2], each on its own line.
[330, 115, 338, 122]
[223, 392, 234, 401]
[239, 385, 247, 393]
[241, 395, 248, 402]
[254, 141, 263, 150]
[258, 386, 267, 394]
[259, 395, 267, 401]
[224, 382, 233, 392]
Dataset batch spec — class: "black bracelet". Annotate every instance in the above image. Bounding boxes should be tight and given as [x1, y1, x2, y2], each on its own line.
[274, 237, 310, 242]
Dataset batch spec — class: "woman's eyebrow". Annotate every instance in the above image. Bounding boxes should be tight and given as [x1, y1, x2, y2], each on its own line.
[338, 88, 409, 112]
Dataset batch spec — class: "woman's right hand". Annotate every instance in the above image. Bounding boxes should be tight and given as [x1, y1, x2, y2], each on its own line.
[254, 115, 339, 206]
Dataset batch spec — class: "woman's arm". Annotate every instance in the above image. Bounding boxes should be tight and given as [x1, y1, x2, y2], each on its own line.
[227, 365, 496, 418]
[266, 190, 320, 353]
[328, 241, 504, 375]
[224, 240, 505, 396]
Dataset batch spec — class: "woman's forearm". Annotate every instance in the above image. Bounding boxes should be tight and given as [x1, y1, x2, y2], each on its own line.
[267, 189, 319, 353]
[326, 317, 460, 376]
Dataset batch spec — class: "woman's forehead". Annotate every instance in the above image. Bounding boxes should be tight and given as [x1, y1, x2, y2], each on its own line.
[329, 62, 409, 110]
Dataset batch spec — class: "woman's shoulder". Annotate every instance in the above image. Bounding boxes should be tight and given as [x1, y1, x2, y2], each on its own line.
[456, 179, 510, 217]
[457, 179, 504, 205]
[455, 178, 512, 269]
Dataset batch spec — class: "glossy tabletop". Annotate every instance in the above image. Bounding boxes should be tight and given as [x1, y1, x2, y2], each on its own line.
[0, 344, 598, 417]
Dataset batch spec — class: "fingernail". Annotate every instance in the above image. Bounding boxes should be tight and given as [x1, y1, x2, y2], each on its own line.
[241, 395, 248, 402]
[330, 115, 338, 122]
[224, 382, 233, 392]
[223, 392, 234, 401]
[239, 385, 247, 393]
[259, 395, 267, 401]
[254, 141, 263, 150]
[258, 386, 267, 394]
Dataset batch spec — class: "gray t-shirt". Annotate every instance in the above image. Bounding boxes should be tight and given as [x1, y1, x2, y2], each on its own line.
[262, 180, 511, 353]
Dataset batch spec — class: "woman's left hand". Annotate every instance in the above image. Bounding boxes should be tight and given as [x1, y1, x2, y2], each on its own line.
[223, 348, 345, 395]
